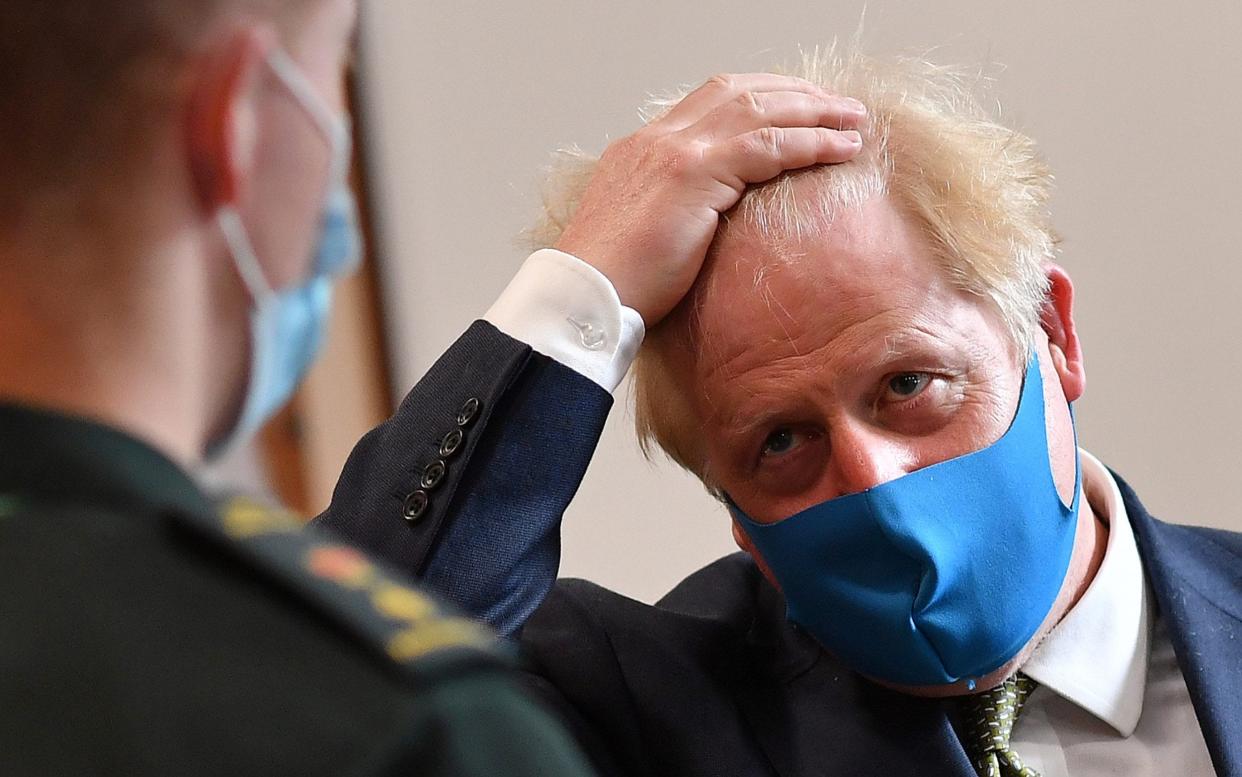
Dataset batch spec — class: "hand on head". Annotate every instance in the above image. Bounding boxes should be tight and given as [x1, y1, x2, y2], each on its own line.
[553, 73, 867, 327]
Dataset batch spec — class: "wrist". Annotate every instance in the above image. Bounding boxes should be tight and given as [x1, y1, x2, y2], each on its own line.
[553, 239, 651, 325]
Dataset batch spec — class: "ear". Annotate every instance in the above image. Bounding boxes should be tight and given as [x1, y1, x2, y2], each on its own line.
[732, 519, 783, 592]
[732, 519, 755, 554]
[184, 25, 276, 214]
[1039, 263, 1086, 403]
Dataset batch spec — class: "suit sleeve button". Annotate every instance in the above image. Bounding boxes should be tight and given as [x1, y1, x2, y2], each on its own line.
[421, 460, 447, 490]
[402, 491, 430, 522]
[439, 429, 464, 457]
[456, 398, 481, 427]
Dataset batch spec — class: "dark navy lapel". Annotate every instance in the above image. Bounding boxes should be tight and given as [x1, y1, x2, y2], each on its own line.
[1118, 472, 1242, 777]
[736, 580, 978, 777]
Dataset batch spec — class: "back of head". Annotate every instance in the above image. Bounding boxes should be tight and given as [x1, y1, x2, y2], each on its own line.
[529, 43, 1059, 489]
[0, 0, 307, 235]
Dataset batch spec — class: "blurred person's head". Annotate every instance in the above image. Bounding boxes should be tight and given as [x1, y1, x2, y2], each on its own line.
[0, 0, 360, 461]
[531, 45, 1093, 697]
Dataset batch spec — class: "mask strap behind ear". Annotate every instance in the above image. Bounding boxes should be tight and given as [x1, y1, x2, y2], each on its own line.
[265, 49, 353, 180]
[218, 208, 274, 303]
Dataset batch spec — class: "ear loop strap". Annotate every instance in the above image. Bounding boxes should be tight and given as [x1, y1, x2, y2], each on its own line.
[266, 49, 353, 184]
[218, 47, 354, 300]
[217, 209, 274, 304]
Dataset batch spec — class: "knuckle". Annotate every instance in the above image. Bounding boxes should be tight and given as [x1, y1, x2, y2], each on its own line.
[644, 137, 682, 172]
[661, 146, 694, 177]
[653, 138, 704, 178]
[752, 126, 783, 157]
[734, 90, 764, 115]
[705, 73, 737, 93]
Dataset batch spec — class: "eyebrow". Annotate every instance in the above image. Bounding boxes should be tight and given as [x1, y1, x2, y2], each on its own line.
[721, 408, 785, 442]
[714, 330, 960, 439]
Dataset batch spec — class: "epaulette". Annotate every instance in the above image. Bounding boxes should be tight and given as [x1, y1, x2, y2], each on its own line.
[171, 496, 508, 685]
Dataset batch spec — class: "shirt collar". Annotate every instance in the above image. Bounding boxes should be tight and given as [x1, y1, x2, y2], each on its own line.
[1021, 448, 1152, 736]
[0, 402, 213, 519]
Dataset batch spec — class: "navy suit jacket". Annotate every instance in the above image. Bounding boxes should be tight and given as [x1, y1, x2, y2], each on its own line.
[317, 321, 1242, 777]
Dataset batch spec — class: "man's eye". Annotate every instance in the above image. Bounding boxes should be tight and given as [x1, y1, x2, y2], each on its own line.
[885, 372, 931, 400]
[761, 428, 807, 459]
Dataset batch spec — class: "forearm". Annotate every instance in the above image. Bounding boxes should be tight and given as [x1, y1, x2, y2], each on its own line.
[313, 320, 612, 636]
[418, 349, 610, 635]
[312, 320, 534, 573]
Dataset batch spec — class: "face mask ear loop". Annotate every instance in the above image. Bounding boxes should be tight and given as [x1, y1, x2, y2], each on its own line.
[265, 49, 353, 183]
[1032, 349, 1082, 514]
[1063, 398, 1083, 514]
[217, 208, 274, 304]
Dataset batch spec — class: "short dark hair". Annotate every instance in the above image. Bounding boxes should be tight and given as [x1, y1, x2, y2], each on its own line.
[0, 1, 306, 229]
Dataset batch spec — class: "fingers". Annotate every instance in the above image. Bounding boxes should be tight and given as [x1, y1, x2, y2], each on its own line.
[707, 126, 864, 192]
[655, 72, 838, 131]
[688, 90, 867, 140]
[649, 74, 867, 191]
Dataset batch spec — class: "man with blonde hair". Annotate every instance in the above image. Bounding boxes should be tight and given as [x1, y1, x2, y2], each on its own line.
[326, 46, 1241, 777]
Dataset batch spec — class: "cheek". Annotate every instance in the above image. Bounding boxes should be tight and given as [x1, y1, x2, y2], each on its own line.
[948, 386, 1014, 453]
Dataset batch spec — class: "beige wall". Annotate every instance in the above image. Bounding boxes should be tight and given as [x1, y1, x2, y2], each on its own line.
[359, 0, 1242, 603]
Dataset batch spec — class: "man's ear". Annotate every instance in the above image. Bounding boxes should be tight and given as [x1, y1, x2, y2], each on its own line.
[732, 519, 783, 592]
[1040, 263, 1086, 403]
[732, 519, 754, 554]
[184, 25, 275, 214]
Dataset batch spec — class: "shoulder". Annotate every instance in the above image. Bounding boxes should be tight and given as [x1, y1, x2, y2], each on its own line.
[535, 552, 760, 623]
[1111, 469, 1242, 602]
[1111, 468, 1242, 555]
[2, 491, 509, 685]
[524, 552, 764, 663]
[182, 495, 507, 684]
[1, 495, 536, 774]
[518, 554, 783, 775]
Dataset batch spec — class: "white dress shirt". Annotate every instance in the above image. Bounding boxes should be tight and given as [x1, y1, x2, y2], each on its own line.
[484, 250, 1219, 775]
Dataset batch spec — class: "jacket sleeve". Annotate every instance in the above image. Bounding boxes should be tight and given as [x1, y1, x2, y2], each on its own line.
[312, 320, 612, 637]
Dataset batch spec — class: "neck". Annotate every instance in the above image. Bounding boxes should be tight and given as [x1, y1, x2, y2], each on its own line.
[0, 231, 239, 468]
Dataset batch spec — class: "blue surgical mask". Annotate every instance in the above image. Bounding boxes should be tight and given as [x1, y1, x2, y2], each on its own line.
[730, 357, 1080, 688]
[208, 49, 361, 458]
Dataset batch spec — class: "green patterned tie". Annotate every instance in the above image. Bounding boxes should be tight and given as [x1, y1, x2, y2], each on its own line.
[958, 673, 1041, 777]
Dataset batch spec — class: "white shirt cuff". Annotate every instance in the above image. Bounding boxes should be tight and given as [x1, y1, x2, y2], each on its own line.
[484, 249, 646, 393]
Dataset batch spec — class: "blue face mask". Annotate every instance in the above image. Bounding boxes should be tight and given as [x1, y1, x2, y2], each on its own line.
[730, 357, 1080, 688]
[208, 50, 362, 458]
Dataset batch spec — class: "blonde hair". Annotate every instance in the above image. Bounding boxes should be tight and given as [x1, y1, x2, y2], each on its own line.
[529, 44, 1058, 483]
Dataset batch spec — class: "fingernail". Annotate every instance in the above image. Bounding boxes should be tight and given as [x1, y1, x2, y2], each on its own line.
[846, 98, 867, 114]
[844, 130, 863, 146]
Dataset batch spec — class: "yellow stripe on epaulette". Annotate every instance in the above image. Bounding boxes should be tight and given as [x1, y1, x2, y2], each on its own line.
[220, 496, 302, 539]
[174, 497, 508, 683]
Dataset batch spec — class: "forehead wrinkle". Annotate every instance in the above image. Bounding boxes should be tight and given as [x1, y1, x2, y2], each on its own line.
[691, 197, 984, 413]
[878, 317, 963, 360]
[698, 289, 930, 391]
[696, 269, 894, 383]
